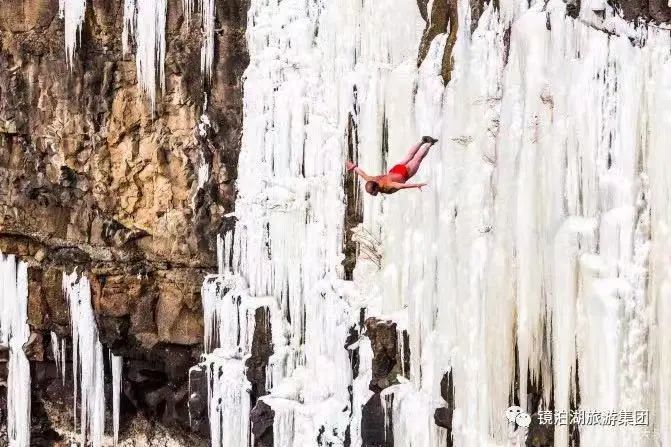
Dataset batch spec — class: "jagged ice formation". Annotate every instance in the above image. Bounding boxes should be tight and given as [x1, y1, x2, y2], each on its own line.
[0, 253, 30, 447]
[63, 272, 122, 447]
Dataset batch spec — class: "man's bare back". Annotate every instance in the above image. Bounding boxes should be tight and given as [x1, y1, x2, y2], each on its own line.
[346, 136, 438, 196]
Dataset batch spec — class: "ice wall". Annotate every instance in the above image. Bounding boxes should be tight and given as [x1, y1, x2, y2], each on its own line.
[204, 0, 671, 445]
[0, 253, 31, 447]
[200, 0, 426, 444]
[368, 1, 669, 446]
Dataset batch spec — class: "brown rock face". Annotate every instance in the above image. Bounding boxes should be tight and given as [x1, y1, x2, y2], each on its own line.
[613, 0, 671, 22]
[361, 317, 410, 447]
[417, 0, 459, 84]
[364, 317, 410, 393]
[0, 0, 248, 346]
[0, 0, 249, 441]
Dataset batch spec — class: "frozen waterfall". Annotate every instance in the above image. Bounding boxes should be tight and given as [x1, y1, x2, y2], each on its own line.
[202, 0, 671, 445]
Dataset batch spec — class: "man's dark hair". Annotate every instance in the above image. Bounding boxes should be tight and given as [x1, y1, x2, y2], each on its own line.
[365, 180, 380, 196]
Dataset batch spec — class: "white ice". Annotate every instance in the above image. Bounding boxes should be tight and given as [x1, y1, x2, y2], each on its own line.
[0, 253, 31, 447]
[63, 271, 106, 447]
[59, 0, 87, 68]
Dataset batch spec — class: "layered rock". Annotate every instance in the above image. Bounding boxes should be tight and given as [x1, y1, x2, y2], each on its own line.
[0, 0, 248, 442]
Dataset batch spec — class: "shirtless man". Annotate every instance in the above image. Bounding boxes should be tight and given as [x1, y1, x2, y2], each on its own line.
[346, 136, 438, 196]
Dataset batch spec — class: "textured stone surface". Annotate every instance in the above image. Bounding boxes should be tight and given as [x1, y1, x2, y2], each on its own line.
[417, 0, 459, 84]
[0, 0, 248, 348]
[0, 0, 248, 442]
[365, 317, 410, 393]
[361, 393, 393, 447]
[250, 400, 275, 447]
[613, 0, 671, 22]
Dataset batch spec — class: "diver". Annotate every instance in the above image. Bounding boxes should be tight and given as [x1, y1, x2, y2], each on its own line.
[346, 136, 438, 196]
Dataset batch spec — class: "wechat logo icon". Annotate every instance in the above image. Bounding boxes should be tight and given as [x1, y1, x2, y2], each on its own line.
[505, 406, 532, 428]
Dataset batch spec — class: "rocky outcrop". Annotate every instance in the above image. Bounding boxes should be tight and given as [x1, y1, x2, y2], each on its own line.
[612, 0, 671, 22]
[434, 371, 454, 444]
[250, 400, 274, 447]
[364, 317, 409, 392]
[360, 317, 410, 447]
[417, 0, 459, 84]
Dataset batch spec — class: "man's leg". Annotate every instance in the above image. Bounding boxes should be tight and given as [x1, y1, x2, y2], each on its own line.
[405, 145, 432, 178]
[397, 141, 428, 165]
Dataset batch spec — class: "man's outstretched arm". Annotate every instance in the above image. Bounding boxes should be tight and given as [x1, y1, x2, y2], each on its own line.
[390, 181, 427, 191]
[346, 161, 374, 181]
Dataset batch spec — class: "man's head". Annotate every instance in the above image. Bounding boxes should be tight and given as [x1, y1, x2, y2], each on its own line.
[365, 180, 380, 196]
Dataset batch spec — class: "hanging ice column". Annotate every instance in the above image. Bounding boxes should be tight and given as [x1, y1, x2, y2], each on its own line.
[0, 253, 31, 447]
[59, 0, 87, 67]
[193, 274, 257, 447]
[62, 272, 108, 447]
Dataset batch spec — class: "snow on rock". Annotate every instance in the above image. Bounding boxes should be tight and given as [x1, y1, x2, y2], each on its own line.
[0, 253, 31, 447]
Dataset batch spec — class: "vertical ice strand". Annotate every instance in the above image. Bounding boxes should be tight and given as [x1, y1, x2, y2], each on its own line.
[111, 354, 123, 446]
[200, 0, 216, 82]
[194, 273, 267, 447]
[0, 253, 31, 447]
[122, 0, 136, 56]
[133, 0, 168, 110]
[59, 0, 87, 68]
[63, 271, 106, 447]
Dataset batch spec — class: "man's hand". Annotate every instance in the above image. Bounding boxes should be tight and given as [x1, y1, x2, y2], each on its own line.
[346, 161, 356, 172]
[416, 183, 427, 191]
[421, 136, 439, 145]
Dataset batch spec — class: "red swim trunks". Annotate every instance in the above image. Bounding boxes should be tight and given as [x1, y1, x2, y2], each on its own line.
[389, 164, 409, 181]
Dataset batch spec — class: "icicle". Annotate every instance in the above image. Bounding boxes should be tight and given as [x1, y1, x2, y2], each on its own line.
[182, 0, 195, 22]
[63, 271, 106, 447]
[58, 0, 87, 68]
[51, 331, 62, 380]
[200, 0, 216, 81]
[0, 253, 31, 447]
[206, 356, 252, 447]
[122, 0, 136, 56]
[350, 337, 374, 447]
[134, 0, 168, 110]
[111, 353, 123, 446]
[61, 338, 67, 386]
